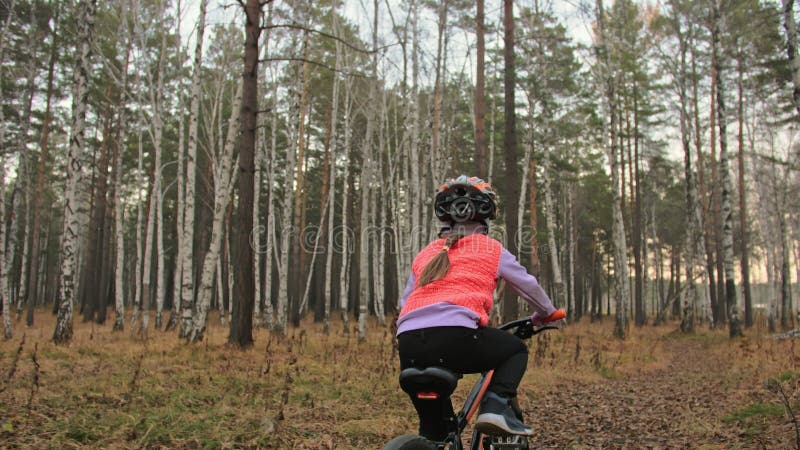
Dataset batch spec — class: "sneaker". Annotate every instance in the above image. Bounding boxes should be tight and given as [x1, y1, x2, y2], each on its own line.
[474, 392, 534, 436]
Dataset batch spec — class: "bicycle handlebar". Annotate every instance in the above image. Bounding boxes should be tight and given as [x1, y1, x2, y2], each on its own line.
[499, 309, 566, 339]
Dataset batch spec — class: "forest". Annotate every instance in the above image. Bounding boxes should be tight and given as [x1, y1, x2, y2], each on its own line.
[0, 0, 799, 447]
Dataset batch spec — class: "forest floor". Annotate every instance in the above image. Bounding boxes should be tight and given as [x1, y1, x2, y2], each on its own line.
[0, 310, 798, 449]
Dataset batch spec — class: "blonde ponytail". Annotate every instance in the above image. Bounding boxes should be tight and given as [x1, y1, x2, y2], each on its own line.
[417, 235, 463, 287]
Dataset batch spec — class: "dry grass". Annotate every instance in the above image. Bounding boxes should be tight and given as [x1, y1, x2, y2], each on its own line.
[0, 311, 798, 449]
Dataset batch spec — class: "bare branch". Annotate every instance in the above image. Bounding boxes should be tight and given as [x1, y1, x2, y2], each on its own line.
[261, 22, 397, 55]
[259, 56, 370, 78]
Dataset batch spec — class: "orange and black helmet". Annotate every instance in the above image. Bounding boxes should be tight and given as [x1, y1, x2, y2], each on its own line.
[434, 175, 497, 223]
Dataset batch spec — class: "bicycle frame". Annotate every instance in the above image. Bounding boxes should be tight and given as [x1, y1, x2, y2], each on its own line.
[399, 319, 559, 450]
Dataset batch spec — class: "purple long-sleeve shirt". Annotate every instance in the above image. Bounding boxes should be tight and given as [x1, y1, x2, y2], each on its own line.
[397, 225, 557, 335]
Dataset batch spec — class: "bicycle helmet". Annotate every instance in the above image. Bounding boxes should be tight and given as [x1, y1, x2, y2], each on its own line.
[434, 175, 497, 223]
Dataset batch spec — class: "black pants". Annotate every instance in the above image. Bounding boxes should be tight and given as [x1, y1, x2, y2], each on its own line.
[397, 326, 528, 440]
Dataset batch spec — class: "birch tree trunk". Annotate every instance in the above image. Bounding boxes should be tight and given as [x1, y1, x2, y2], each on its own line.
[111, 5, 132, 331]
[1, 1, 15, 337]
[339, 72, 353, 332]
[131, 117, 144, 328]
[734, 55, 753, 328]
[276, 60, 301, 334]
[189, 83, 243, 343]
[1, 161, 11, 339]
[782, 0, 800, 117]
[475, 0, 487, 175]
[167, 0, 185, 332]
[711, 0, 742, 338]
[179, 0, 207, 338]
[24, 0, 60, 322]
[673, 7, 696, 332]
[542, 145, 564, 308]
[502, 0, 521, 322]
[262, 58, 278, 330]
[596, 0, 629, 339]
[54, 0, 97, 344]
[323, 5, 342, 333]
[409, 0, 422, 255]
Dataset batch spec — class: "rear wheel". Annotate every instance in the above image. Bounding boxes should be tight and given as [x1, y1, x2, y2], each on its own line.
[382, 434, 438, 450]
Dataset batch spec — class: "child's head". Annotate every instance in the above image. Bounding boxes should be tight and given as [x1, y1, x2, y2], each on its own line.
[434, 175, 497, 225]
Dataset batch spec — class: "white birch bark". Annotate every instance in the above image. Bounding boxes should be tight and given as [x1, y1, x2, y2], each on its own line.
[167, 0, 186, 331]
[276, 83, 300, 334]
[262, 71, 277, 329]
[1, 159, 11, 339]
[299, 200, 328, 316]
[782, 0, 800, 116]
[339, 72, 353, 331]
[323, 6, 342, 332]
[0, 14, 10, 337]
[409, 0, 422, 254]
[180, 0, 207, 338]
[113, 6, 133, 331]
[131, 116, 144, 328]
[54, 0, 97, 343]
[140, 25, 169, 333]
[130, 4, 145, 327]
[542, 145, 564, 306]
[188, 83, 243, 342]
[217, 246, 225, 324]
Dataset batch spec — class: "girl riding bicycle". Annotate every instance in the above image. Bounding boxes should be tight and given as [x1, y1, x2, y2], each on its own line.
[397, 175, 564, 442]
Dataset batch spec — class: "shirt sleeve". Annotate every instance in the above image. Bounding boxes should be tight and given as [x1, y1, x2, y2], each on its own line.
[399, 273, 416, 310]
[497, 248, 557, 316]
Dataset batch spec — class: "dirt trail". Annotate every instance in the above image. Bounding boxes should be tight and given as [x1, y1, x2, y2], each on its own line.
[524, 337, 791, 449]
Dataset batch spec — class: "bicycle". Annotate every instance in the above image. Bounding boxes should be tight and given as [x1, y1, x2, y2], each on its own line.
[383, 311, 565, 450]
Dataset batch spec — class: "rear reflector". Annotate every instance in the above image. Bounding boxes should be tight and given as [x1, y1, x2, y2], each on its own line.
[416, 392, 439, 400]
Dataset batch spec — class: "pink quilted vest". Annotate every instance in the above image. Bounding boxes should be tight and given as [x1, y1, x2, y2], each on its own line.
[400, 234, 502, 326]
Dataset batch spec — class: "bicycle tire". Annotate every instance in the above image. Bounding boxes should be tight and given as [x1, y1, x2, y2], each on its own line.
[382, 434, 438, 450]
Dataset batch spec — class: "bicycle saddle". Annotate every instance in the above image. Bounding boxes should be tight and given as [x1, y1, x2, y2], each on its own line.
[399, 367, 461, 399]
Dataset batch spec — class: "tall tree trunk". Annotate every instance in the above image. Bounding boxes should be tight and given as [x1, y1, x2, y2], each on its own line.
[541, 144, 563, 308]
[323, 5, 342, 333]
[475, 0, 487, 175]
[597, 0, 629, 339]
[675, 11, 696, 332]
[112, 52, 129, 331]
[711, 0, 742, 338]
[276, 51, 302, 334]
[82, 102, 112, 324]
[1, 164, 14, 339]
[189, 84, 243, 343]
[262, 52, 277, 330]
[230, 0, 261, 349]
[502, 0, 521, 321]
[179, 0, 207, 338]
[25, 0, 60, 324]
[527, 131, 540, 277]
[167, 0, 185, 332]
[690, 23, 718, 326]
[409, 0, 422, 256]
[290, 30, 310, 327]
[782, 0, 800, 117]
[735, 54, 753, 328]
[54, 0, 97, 344]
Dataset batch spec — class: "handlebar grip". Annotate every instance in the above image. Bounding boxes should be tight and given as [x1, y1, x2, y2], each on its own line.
[544, 309, 566, 323]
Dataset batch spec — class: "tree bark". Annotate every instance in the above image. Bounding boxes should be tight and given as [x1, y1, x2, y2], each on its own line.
[179, 0, 207, 338]
[502, 0, 521, 321]
[711, 0, 742, 338]
[189, 83, 243, 343]
[782, 0, 800, 117]
[475, 0, 487, 176]
[230, 0, 262, 349]
[54, 0, 97, 344]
